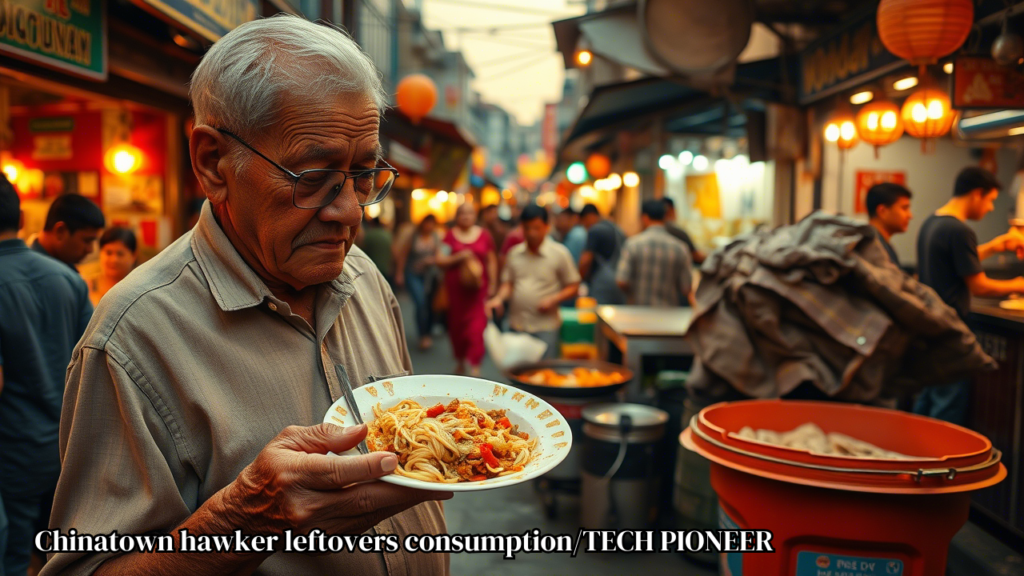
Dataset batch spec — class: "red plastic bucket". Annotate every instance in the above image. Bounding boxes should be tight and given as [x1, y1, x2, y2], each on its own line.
[680, 400, 1006, 576]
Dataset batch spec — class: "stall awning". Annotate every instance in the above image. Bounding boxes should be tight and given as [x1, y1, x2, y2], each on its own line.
[553, 57, 786, 174]
[381, 110, 476, 191]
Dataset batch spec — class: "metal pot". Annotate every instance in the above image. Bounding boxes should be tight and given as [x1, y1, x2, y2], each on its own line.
[580, 403, 669, 530]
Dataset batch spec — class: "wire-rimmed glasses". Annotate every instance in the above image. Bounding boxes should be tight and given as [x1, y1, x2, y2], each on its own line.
[216, 128, 398, 209]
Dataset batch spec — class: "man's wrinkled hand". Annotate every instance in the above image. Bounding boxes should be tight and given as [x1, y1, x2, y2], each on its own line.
[224, 423, 452, 537]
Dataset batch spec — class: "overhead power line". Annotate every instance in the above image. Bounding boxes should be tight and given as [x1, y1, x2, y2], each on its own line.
[424, 0, 580, 18]
[476, 53, 558, 81]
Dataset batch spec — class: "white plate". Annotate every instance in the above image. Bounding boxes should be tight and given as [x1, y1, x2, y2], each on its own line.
[322, 374, 573, 491]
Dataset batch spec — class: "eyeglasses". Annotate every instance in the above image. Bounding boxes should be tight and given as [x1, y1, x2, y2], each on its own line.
[216, 128, 398, 209]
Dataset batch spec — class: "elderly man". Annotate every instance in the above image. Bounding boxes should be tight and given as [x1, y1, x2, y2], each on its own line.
[41, 16, 451, 576]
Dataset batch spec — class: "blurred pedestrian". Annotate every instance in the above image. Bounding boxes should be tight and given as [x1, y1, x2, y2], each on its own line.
[866, 183, 912, 266]
[359, 217, 394, 286]
[617, 199, 693, 307]
[396, 214, 442, 350]
[437, 203, 497, 376]
[479, 204, 508, 253]
[487, 204, 580, 358]
[578, 203, 627, 304]
[552, 206, 587, 265]
[661, 197, 705, 265]
[32, 194, 105, 270]
[88, 227, 138, 306]
[0, 175, 93, 576]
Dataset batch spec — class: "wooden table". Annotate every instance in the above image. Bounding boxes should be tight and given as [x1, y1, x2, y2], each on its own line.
[594, 306, 693, 400]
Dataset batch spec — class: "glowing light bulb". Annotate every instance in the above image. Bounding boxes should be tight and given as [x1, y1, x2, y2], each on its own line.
[678, 151, 694, 165]
[867, 113, 879, 131]
[840, 121, 856, 141]
[912, 103, 928, 123]
[927, 99, 945, 120]
[692, 155, 709, 171]
[825, 123, 840, 142]
[623, 172, 639, 187]
[881, 111, 897, 129]
[658, 154, 676, 170]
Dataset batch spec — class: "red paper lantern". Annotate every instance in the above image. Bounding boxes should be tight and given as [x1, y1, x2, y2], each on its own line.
[824, 109, 859, 150]
[396, 74, 437, 123]
[901, 85, 955, 150]
[877, 0, 974, 66]
[855, 98, 904, 157]
[585, 153, 611, 179]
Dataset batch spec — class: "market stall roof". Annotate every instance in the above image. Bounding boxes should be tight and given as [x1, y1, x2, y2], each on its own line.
[552, 57, 785, 174]
[381, 109, 476, 191]
[552, 0, 866, 71]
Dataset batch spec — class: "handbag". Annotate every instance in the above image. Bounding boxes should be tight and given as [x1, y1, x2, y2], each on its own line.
[459, 257, 484, 290]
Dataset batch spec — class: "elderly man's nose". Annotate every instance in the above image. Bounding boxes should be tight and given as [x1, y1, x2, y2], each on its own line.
[318, 181, 363, 224]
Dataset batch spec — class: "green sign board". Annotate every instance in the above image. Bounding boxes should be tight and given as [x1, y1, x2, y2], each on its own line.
[0, 0, 107, 80]
[30, 117, 75, 132]
[136, 0, 258, 42]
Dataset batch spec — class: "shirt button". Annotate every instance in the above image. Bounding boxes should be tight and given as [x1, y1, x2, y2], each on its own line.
[268, 303, 278, 312]
[856, 336, 866, 346]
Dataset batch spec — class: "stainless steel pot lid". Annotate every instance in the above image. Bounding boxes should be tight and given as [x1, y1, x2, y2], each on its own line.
[582, 403, 669, 428]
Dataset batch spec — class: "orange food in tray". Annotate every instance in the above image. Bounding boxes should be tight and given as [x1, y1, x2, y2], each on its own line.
[521, 368, 626, 388]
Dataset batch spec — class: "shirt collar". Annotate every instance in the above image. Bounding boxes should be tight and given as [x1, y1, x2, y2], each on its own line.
[190, 200, 359, 313]
[0, 238, 27, 254]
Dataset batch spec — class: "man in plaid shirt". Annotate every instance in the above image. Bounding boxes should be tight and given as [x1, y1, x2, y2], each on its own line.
[616, 200, 694, 307]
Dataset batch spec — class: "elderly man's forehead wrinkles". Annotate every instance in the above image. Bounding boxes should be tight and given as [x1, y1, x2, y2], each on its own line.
[276, 110, 380, 167]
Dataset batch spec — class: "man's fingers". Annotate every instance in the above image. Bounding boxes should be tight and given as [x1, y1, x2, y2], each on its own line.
[300, 451, 399, 489]
[339, 482, 453, 516]
[280, 423, 368, 455]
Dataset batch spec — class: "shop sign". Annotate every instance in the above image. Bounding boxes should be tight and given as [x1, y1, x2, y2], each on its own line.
[854, 170, 905, 214]
[0, 0, 107, 81]
[952, 56, 1024, 109]
[799, 10, 902, 105]
[134, 0, 258, 42]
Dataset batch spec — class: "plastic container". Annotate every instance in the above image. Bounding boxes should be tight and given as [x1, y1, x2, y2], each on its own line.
[681, 400, 1006, 576]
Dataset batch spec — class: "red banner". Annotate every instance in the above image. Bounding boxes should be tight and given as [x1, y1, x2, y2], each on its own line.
[952, 56, 1024, 109]
[542, 103, 557, 161]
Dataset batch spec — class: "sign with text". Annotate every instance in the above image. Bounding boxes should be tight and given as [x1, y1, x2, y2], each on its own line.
[854, 170, 906, 214]
[952, 56, 1024, 109]
[799, 9, 902, 105]
[0, 0, 107, 80]
[134, 0, 257, 42]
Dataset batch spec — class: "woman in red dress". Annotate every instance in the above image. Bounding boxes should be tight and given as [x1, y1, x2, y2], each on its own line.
[436, 203, 497, 376]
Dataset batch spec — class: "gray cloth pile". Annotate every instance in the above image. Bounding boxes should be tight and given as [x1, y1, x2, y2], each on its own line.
[685, 212, 996, 404]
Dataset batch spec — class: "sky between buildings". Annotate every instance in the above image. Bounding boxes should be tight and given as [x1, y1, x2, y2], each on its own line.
[418, 0, 586, 125]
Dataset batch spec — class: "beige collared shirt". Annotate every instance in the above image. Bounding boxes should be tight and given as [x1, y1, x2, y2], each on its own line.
[41, 202, 448, 576]
[501, 238, 581, 333]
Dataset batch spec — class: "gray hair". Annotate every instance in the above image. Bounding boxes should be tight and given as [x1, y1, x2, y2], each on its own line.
[189, 14, 386, 139]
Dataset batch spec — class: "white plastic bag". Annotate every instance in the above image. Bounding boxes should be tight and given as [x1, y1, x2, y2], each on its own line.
[484, 322, 547, 370]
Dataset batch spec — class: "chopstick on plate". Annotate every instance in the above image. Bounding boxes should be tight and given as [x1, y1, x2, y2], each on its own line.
[334, 364, 369, 455]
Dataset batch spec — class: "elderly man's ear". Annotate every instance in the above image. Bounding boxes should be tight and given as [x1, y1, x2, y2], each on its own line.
[190, 125, 231, 206]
